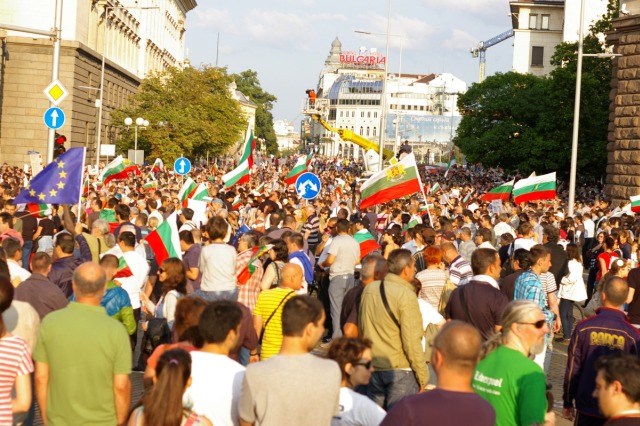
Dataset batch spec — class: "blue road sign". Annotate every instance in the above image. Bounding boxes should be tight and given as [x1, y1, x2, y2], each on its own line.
[43, 107, 65, 130]
[174, 157, 192, 175]
[295, 172, 321, 200]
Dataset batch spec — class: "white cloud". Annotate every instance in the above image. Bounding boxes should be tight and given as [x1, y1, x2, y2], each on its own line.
[420, 0, 507, 17]
[443, 29, 478, 51]
[352, 13, 435, 50]
[191, 7, 232, 30]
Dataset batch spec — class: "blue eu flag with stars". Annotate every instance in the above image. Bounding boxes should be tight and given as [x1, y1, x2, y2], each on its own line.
[14, 148, 85, 205]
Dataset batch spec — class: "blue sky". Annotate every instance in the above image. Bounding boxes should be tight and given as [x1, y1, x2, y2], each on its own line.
[186, 0, 514, 124]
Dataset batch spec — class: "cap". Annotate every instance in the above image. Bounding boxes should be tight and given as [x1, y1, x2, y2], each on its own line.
[212, 199, 224, 206]
[439, 231, 456, 241]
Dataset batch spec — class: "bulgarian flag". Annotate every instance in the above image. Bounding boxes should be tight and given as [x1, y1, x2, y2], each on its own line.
[82, 176, 90, 195]
[480, 180, 514, 202]
[240, 127, 256, 168]
[191, 183, 210, 201]
[359, 153, 422, 210]
[144, 212, 182, 266]
[232, 196, 242, 210]
[178, 178, 198, 207]
[143, 181, 158, 192]
[237, 244, 272, 285]
[402, 218, 420, 233]
[430, 182, 441, 195]
[26, 203, 51, 218]
[151, 158, 163, 173]
[512, 172, 556, 204]
[255, 183, 265, 194]
[124, 162, 141, 176]
[335, 178, 346, 198]
[631, 195, 640, 213]
[353, 230, 380, 259]
[223, 160, 250, 189]
[462, 190, 474, 206]
[444, 152, 456, 178]
[113, 255, 133, 279]
[212, 163, 219, 174]
[99, 156, 128, 184]
[285, 153, 312, 186]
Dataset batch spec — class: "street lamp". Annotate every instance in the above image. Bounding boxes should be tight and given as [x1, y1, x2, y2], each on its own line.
[96, 4, 158, 168]
[124, 116, 148, 152]
[567, 0, 621, 216]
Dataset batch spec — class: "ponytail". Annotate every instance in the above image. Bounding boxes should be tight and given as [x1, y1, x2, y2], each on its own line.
[142, 349, 191, 426]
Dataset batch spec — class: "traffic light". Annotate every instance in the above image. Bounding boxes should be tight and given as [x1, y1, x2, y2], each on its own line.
[53, 133, 67, 159]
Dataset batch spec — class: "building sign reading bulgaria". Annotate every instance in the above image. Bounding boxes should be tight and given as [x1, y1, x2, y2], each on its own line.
[340, 48, 386, 65]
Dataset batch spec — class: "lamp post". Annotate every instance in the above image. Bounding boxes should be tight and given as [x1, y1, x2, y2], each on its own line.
[96, 4, 158, 168]
[125, 117, 148, 163]
[567, 0, 621, 216]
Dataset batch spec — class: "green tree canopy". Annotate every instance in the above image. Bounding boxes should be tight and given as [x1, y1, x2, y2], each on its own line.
[232, 70, 279, 155]
[112, 66, 246, 164]
[454, 4, 615, 178]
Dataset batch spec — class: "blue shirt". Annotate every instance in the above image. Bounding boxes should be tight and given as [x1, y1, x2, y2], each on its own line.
[514, 270, 554, 325]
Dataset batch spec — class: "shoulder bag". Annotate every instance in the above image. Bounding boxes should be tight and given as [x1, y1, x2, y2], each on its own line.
[259, 290, 295, 344]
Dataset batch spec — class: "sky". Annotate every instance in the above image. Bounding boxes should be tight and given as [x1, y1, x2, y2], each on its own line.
[185, 0, 515, 126]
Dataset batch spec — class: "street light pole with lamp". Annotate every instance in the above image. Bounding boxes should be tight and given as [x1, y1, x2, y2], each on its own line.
[567, 0, 621, 217]
[124, 116, 148, 164]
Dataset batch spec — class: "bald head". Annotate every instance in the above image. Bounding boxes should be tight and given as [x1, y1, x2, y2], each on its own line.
[72, 262, 107, 298]
[433, 320, 482, 371]
[281, 263, 303, 291]
[602, 276, 629, 308]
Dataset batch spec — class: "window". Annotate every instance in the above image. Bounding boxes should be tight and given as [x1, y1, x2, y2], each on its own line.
[374, 112, 378, 118]
[529, 14, 537, 29]
[340, 111, 343, 117]
[373, 127, 377, 137]
[531, 46, 544, 67]
[361, 111, 364, 118]
[541, 14, 550, 30]
[366, 127, 370, 136]
[367, 112, 371, 118]
[359, 127, 363, 135]
[352, 111, 355, 117]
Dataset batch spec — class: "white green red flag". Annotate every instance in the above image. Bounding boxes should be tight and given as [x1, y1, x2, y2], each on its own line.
[178, 178, 197, 207]
[82, 176, 90, 195]
[240, 127, 256, 168]
[222, 160, 250, 189]
[144, 212, 182, 266]
[462, 189, 474, 206]
[335, 178, 346, 197]
[359, 153, 422, 210]
[353, 230, 380, 259]
[480, 180, 514, 202]
[26, 203, 51, 218]
[237, 244, 272, 284]
[512, 172, 556, 204]
[255, 183, 265, 194]
[142, 181, 158, 192]
[99, 156, 127, 184]
[444, 152, 456, 178]
[285, 153, 312, 186]
[191, 183, 210, 201]
[151, 158, 163, 173]
[113, 255, 133, 279]
[430, 182, 441, 195]
[631, 195, 640, 213]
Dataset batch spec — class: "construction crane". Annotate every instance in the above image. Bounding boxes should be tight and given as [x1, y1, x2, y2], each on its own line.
[471, 29, 514, 83]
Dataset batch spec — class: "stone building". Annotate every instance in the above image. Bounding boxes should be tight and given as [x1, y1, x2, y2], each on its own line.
[605, 0, 640, 204]
[0, 0, 196, 167]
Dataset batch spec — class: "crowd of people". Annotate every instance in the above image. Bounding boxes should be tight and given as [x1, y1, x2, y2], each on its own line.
[0, 154, 638, 426]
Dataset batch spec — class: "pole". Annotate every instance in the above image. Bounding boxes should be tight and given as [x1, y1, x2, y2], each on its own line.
[47, 0, 63, 164]
[96, 5, 109, 168]
[568, 0, 585, 217]
[378, 0, 392, 171]
[394, 38, 403, 154]
[76, 148, 87, 223]
[134, 125, 138, 151]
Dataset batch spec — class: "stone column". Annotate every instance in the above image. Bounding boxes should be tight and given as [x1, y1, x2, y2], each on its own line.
[605, 3, 640, 205]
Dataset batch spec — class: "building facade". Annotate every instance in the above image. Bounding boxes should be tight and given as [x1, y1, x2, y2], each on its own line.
[0, 0, 196, 167]
[309, 38, 466, 164]
[509, 0, 609, 76]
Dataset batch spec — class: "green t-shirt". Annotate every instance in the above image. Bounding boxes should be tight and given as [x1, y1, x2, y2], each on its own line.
[472, 346, 547, 426]
[33, 302, 132, 426]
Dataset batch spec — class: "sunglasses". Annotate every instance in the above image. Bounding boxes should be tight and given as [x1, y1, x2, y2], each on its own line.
[158, 268, 165, 274]
[519, 319, 546, 329]
[353, 360, 373, 369]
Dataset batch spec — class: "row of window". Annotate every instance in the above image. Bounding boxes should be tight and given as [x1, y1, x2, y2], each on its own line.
[339, 111, 379, 118]
[330, 99, 381, 106]
[529, 14, 550, 30]
[338, 126, 377, 137]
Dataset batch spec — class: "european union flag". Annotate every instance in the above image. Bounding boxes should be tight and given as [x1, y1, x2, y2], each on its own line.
[14, 148, 85, 205]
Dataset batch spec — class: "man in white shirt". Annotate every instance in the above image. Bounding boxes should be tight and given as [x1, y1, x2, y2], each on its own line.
[186, 301, 245, 426]
[2, 237, 30, 286]
[493, 213, 516, 246]
[510, 222, 537, 255]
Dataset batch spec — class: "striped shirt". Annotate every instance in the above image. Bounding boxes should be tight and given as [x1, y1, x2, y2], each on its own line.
[235, 249, 264, 313]
[254, 288, 296, 360]
[0, 336, 33, 424]
[448, 256, 473, 286]
[303, 214, 320, 246]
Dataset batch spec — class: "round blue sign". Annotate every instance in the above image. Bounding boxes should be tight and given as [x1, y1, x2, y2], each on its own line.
[43, 107, 65, 130]
[174, 157, 191, 175]
[295, 172, 321, 200]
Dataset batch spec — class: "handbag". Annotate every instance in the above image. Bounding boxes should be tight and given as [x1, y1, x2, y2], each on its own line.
[438, 274, 457, 316]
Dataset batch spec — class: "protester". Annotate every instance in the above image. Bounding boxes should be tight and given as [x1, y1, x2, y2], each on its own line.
[198, 216, 237, 301]
[141, 257, 186, 331]
[556, 243, 587, 342]
[593, 352, 640, 425]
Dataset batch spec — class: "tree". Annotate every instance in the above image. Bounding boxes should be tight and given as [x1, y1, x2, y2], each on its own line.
[232, 70, 279, 155]
[454, 3, 616, 178]
[111, 66, 245, 164]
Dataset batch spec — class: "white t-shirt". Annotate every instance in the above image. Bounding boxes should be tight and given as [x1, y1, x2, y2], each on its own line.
[510, 237, 536, 255]
[331, 387, 386, 426]
[200, 243, 237, 292]
[186, 351, 245, 426]
[417, 299, 444, 351]
[583, 218, 595, 239]
[115, 250, 150, 309]
[289, 255, 309, 295]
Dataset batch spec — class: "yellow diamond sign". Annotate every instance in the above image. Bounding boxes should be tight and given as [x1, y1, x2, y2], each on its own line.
[43, 79, 69, 106]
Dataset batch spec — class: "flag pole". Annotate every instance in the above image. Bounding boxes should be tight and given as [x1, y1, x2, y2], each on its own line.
[76, 148, 87, 224]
